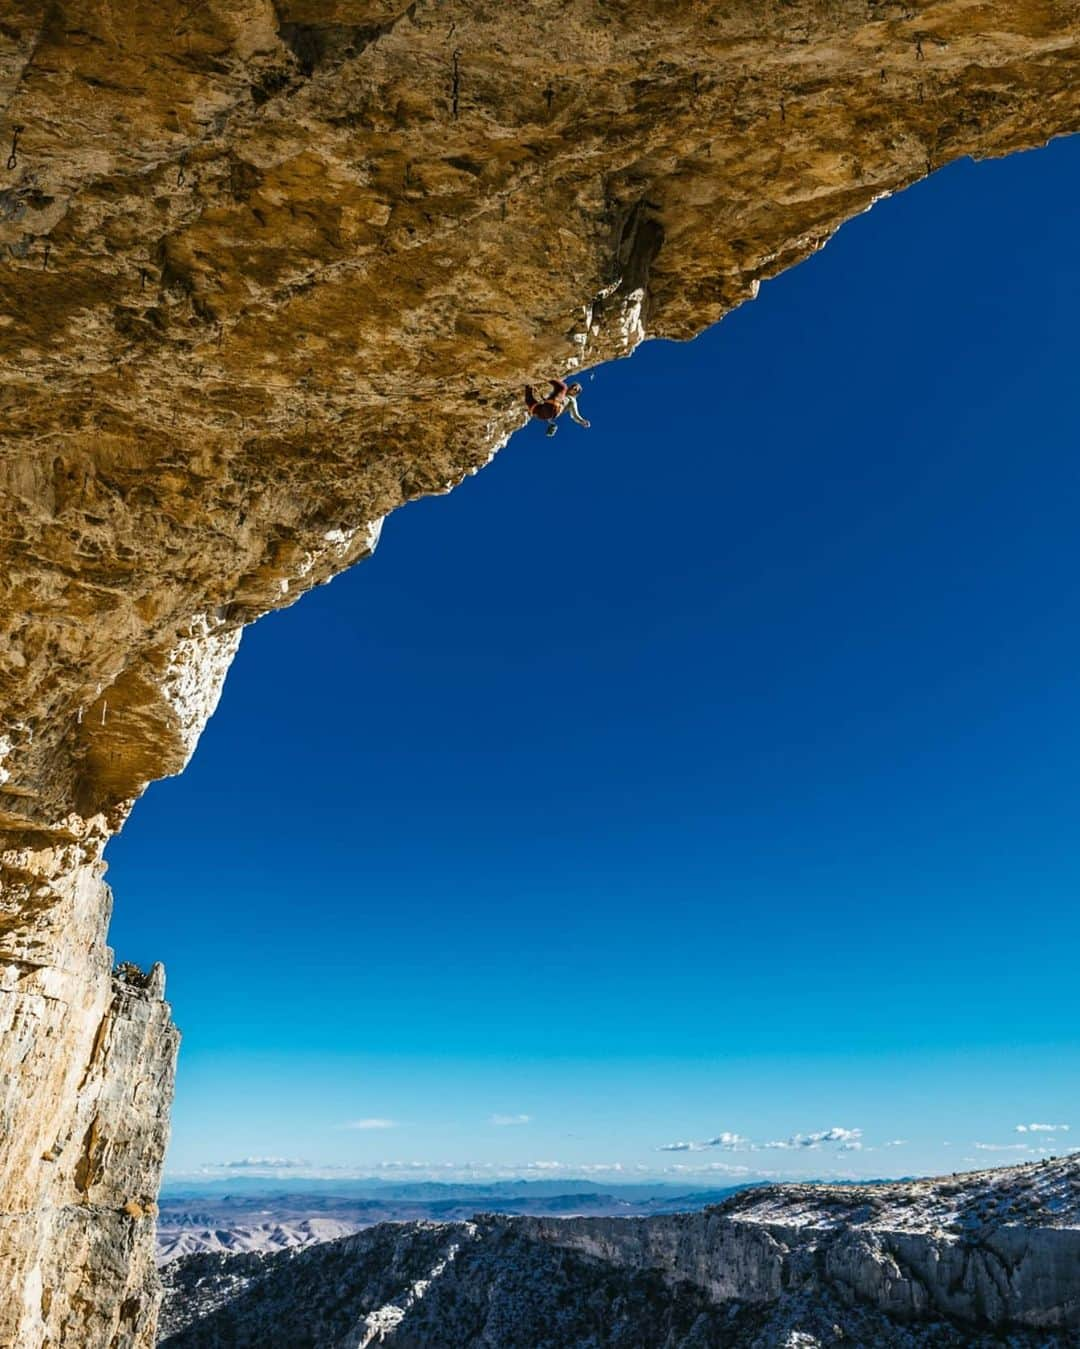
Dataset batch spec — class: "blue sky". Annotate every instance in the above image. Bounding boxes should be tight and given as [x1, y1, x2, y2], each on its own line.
[109, 133, 1080, 1186]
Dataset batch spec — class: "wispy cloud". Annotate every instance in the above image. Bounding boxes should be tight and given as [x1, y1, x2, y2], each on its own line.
[171, 1153, 881, 1187]
[762, 1127, 862, 1152]
[490, 1114, 532, 1127]
[344, 1118, 398, 1130]
[365, 1159, 635, 1179]
[220, 1157, 310, 1169]
[658, 1132, 748, 1153]
[884, 1140, 909, 1148]
[974, 1139, 1076, 1158]
[171, 1158, 652, 1185]
[661, 1127, 866, 1155]
[666, 1161, 755, 1176]
[1015, 1122, 1069, 1134]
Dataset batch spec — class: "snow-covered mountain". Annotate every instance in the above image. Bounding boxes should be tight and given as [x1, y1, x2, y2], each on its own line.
[158, 1156, 1079, 1346]
[154, 1183, 747, 1263]
[157, 1217, 360, 1264]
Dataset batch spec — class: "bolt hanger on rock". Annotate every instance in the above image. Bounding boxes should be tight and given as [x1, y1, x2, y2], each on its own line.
[6, 125, 23, 171]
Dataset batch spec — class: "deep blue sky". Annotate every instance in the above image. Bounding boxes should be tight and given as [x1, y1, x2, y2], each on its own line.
[110, 134, 1080, 1184]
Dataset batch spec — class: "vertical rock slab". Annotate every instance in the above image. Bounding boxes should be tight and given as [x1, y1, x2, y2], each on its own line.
[0, 841, 177, 1347]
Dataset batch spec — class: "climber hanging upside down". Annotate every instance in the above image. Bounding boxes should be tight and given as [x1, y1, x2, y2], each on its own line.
[524, 379, 590, 437]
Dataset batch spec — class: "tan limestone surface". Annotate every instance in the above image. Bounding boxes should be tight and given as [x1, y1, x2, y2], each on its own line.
[1, 2, 1079, 1344]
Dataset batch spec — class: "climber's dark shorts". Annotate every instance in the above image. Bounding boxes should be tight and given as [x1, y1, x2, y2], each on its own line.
[530, 401, 559, 420]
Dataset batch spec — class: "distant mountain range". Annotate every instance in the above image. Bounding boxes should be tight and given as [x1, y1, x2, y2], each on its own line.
[159, 1157, 1080, 1346]
[156, 1180, 749, 1263]
[160, 1176, 746, 1201]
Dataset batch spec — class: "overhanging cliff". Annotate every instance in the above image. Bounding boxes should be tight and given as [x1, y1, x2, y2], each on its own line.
[2, 2, 1079, 1343]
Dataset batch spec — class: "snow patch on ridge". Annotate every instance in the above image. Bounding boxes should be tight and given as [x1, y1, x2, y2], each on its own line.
[355, 1222, 478, 1348]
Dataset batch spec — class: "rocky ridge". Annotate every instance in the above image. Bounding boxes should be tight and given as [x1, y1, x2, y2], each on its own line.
[152, 1181, 748, 1263]
[157, 1157, 1080, 1347]
[3, 2, 1080, 1343]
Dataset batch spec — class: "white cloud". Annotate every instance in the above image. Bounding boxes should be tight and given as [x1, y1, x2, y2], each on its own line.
[220, 1157, 310, 1169]
[367, 1159, 635, 1179]
[373, 1160, 455, 1171]
[1015, 1123, 1069, 1134]
[173, 1158, 656, 1184]
[668, 1161, 754, 1175]
[663, 1127, 867, 1155]
[884, 1140, 909, 1147]
[658, 1132, 748, 1153]
[345, 1118, 398, 1130]
[974, 1140, 1073, 1158]
[665, 1161, 783, 1179]
[705, 1132, 748, 1149]
[490, 1114, 532, 1127]
[762, 1127, 862, 1151]
[663, 1127, 871, 1156]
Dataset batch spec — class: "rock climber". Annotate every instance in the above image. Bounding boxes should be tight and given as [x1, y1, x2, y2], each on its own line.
[524, 378, 590, 437]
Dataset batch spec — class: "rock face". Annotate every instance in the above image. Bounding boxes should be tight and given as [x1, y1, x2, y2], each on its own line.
[157, 1158, 1080, 1347]
[2, 1, 1080, 1341]
[0, 850, 177, 1347]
